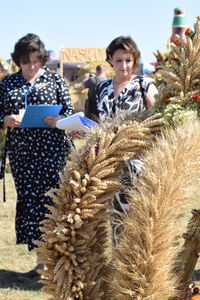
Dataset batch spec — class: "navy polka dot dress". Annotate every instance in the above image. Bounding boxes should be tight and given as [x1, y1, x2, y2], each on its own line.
[0, 68, 74, 251]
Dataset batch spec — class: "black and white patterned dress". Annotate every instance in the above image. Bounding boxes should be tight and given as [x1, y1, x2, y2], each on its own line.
[96, 75, 155, 244]
[0, 68, 74, 251]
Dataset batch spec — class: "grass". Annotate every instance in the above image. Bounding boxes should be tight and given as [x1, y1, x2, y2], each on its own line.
[0, 138, 85, 300]
[0, 172, 49, 300]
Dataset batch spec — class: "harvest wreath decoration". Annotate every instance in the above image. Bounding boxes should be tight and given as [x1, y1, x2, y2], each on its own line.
[35, 114, 163, 299]
[35, 114, 200, 299]
[150, 17, 200, 127]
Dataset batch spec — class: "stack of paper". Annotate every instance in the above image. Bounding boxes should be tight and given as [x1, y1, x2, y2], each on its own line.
[56, 112, 100, 131]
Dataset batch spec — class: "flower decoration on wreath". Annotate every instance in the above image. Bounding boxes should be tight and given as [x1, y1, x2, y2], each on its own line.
[149, 16, 200, 127]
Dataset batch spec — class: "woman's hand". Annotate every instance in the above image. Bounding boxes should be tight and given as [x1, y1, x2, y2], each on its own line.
[44, 115, 61, 128]
[3, 114, 22, 129]
[69, 131, 83, 138]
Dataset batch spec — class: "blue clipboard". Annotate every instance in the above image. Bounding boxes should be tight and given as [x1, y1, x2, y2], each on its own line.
[20, 105, 63, 128]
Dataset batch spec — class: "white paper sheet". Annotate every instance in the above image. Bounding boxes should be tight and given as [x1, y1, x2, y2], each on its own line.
[56, 112, 99, 131]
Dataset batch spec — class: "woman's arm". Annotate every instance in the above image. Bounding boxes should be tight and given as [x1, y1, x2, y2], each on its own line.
[0, 79, 23, 129]
[54, 73, 74, 117]
[145, 84, 158, 109]
[0, 81, 5, 128]
[44, 73, 75, 128]
[95, 80, 110, 121]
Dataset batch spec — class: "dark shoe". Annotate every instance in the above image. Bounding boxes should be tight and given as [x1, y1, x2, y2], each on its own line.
[17, 269, 41, 281]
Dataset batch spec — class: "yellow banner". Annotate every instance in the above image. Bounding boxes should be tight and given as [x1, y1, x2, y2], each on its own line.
[60, 47, 106, 62]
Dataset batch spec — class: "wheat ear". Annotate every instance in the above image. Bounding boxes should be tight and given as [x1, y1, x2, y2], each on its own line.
[108, 118, 200, 300]
[36, 114, 163, 299]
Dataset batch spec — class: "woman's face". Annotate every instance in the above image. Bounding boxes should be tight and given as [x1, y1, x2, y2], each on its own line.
[20, 51, 42, 80]
[109, 49, 134, 79]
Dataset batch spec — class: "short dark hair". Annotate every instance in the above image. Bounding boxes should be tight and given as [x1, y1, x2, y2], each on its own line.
[96, 64, 106, 73]
[11, 33, 49, 67]
[106, 36, 141, 74]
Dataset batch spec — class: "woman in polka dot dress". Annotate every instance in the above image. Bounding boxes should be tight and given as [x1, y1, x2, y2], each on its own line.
[0, 33, 74, 279]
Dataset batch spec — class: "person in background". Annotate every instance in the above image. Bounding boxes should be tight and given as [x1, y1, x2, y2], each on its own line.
[95, 35, 158, 244]
[79, 64, 106, 119]
[0, 33, 74, 280]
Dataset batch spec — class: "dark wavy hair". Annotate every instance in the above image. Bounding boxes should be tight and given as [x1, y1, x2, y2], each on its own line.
[11, 33, 49, 67]
[106, 36, 141, 74]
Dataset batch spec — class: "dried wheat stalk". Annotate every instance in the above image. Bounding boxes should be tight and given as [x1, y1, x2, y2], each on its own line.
[179, 209, 200, 287]
[35, 114, 162, 300]
[108, 118, 200, 300]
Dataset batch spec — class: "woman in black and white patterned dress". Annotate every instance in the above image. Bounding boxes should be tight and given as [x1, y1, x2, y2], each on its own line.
[0, 33, 74, 279]
[95, 36, 158, 245]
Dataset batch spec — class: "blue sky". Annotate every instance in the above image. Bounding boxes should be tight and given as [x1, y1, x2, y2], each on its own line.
[0, 0, 199, 63]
